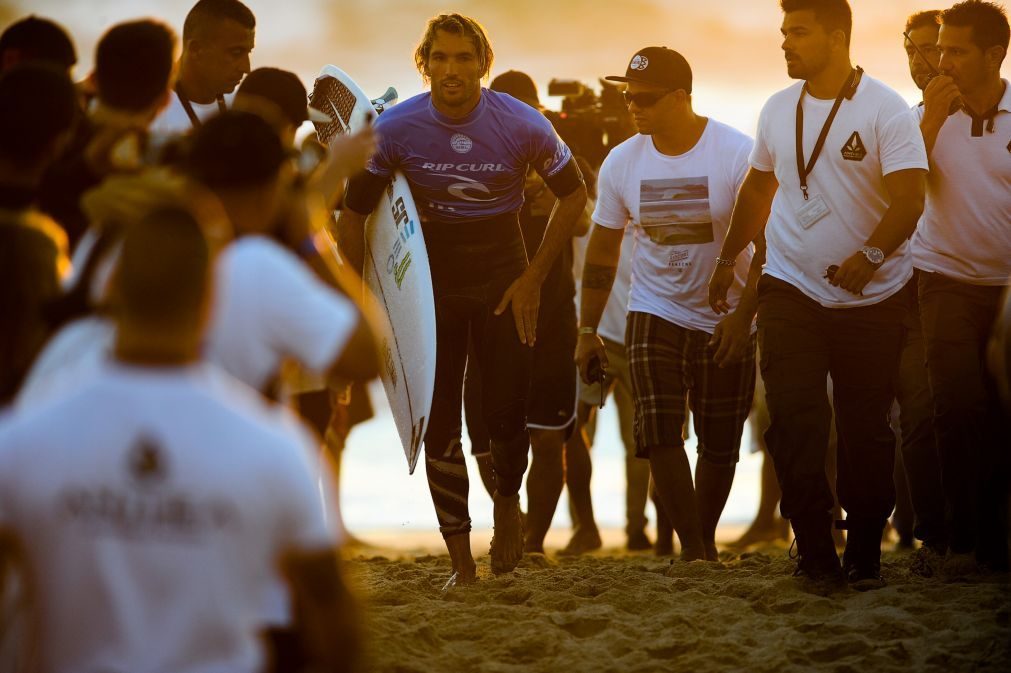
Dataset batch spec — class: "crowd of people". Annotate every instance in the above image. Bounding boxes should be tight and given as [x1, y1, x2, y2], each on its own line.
[0, 0, 1008, 669]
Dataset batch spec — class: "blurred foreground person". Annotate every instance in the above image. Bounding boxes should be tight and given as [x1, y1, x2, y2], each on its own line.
[912, 0, 1011, 576]
[0, 64, 78, 406]
[39, 19, 178, 251]
[0, 16, 76, 74]
[0, 205, 360, 672]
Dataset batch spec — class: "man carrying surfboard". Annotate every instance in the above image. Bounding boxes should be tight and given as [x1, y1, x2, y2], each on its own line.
[339, 13, 587, 583]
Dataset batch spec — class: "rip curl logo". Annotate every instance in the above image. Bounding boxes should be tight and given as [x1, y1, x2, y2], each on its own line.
[841, 131, 867, 161]
[450, 133, 473, 154]
[631, 54, 649, 70]
[446, 174, 494, 202]
[128, 437, 167, 486]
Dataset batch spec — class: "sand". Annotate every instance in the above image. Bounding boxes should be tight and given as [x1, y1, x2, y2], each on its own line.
[347, 532, 1010, 673]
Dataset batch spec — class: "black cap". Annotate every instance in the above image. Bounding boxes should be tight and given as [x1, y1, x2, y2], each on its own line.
[605, 47, 692, 94]
[236, 67, 331, 127]
[490, 70, 539, 108]
[185, 110, 289, 189]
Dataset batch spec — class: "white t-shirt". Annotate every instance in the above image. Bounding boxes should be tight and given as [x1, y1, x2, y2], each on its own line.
[592, 120, 754, 334]
[911, 80, 1011, 285]
[19, 236, 359, 404]
[0, 363, 337, 673]
[149, 91, 234, 147]
[205, 236, 359, 392]
[574, 226, 633, 344]
[751, 74, 928, 308]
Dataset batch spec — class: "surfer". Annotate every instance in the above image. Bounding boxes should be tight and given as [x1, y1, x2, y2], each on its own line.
[339, 13, 587, 583]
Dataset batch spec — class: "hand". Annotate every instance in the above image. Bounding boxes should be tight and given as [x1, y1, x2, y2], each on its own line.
[708, 311, 753, 368]
[327, 125, 377, 175]
[708, 264, 736, 315]
[495, 269, 542, 346]
[575, 333, 608, 384]
[922, 75, 961, 123]
[829, 250, 878, 296]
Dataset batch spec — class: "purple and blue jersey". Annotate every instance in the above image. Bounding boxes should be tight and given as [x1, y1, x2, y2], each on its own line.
[365, 89, 574, 222]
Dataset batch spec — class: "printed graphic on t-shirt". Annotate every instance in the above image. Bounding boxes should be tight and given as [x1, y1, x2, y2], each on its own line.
[638, 177, 713, 246]
[841, 131, 867, 161]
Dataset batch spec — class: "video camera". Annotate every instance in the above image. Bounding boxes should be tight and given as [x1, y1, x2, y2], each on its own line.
[544, 78, 635, 170]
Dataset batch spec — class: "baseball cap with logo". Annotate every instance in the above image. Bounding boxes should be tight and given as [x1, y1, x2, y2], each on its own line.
[236, 67, 332, 127]
[605, 47, 692, 94]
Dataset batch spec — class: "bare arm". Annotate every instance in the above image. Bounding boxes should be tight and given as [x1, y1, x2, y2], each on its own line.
[708, 168, 777, 314]
[307, 127, 377, 209]
[280, 547, 362, 673]
[495, 181, 588, 346]
[527, 182, 588, 284]
[574, 224, 624, 382]
[578, 225, 624, 332]
[829, 167, 926, 295]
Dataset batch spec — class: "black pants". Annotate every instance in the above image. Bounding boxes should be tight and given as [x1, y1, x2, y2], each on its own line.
[894, 272, 947, 549]
[757, 276, 906, 527]
[422, 215, 533, 538]
[919, 271, 1010, 565]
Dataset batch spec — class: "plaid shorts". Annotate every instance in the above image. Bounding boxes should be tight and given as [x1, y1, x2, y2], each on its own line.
[626, 311, 756, 465]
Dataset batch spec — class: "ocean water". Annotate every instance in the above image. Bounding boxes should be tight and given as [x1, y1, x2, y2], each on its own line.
[340, 381, 763, 533]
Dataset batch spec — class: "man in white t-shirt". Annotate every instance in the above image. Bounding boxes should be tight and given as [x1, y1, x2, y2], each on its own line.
[0, 206, 359, 672]
[576, 47, 761, 563]
[149, 0, 255, 142]
[911, 0, 1011, 576]
[186, 111, 379, 394]
[711, 0, 928, 589]
[887, 9, 950, 573]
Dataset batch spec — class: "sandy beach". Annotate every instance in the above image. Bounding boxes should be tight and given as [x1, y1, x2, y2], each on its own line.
[348, 530, 1010, 673]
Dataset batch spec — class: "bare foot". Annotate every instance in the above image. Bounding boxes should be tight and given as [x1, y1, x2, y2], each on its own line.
[704, 544, 719, 561]
[445, 533, 477, 585]
[490, 492, 524, 574]
[559, 527, 603, 556]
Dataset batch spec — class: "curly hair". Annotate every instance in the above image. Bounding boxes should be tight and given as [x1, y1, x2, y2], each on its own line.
[414, 13, 494, 83]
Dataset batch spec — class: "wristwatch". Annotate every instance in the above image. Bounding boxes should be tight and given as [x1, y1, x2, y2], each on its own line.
[860, 246, 885, 267]
[577, 326, 597, 336]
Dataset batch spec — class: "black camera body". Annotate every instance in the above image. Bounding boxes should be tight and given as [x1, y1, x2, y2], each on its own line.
[544, 78, 635, 170]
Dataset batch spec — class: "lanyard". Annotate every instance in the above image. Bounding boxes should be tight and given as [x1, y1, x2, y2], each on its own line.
[175, 83, 227, 128]
[795, 67, 861, 201]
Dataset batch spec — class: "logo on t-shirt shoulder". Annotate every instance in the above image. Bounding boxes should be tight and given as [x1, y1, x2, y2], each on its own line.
[841, 131, 867, 161]
[450, 133, 473, 154]
[128, 436, 167, 485]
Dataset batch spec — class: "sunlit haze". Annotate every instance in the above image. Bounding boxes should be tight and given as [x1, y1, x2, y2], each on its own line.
[7, 0, 1007, 137]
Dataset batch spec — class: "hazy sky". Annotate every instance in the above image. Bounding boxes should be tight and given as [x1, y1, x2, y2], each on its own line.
[4, 0, 1009, 134]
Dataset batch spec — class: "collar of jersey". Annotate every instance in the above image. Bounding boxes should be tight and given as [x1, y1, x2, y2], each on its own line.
[427, 89, 487, 127]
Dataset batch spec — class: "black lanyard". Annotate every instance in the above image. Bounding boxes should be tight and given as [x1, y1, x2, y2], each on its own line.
[175, 83, 226, 128]
[795, 67, 861, 201]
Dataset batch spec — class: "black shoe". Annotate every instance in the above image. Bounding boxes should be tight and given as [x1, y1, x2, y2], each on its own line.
[844, 560, 886, 591]
[842, 517, 887, 591]
[789, 515, 845, 589]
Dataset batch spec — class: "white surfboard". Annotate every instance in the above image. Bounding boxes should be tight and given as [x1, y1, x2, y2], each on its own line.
[311, 65, 435, 474]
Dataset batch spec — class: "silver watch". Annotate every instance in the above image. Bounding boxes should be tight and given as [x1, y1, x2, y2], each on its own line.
[860, 246, 885, 266]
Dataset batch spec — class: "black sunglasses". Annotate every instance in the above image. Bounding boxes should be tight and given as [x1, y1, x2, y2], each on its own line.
[622, 89, 673, 108]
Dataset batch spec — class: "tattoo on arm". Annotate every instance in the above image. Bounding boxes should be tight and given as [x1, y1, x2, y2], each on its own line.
[582, 263, 617, 290]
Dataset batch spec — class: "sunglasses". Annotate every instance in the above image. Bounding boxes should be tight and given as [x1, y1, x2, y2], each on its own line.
[622, 90, 673, 108]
